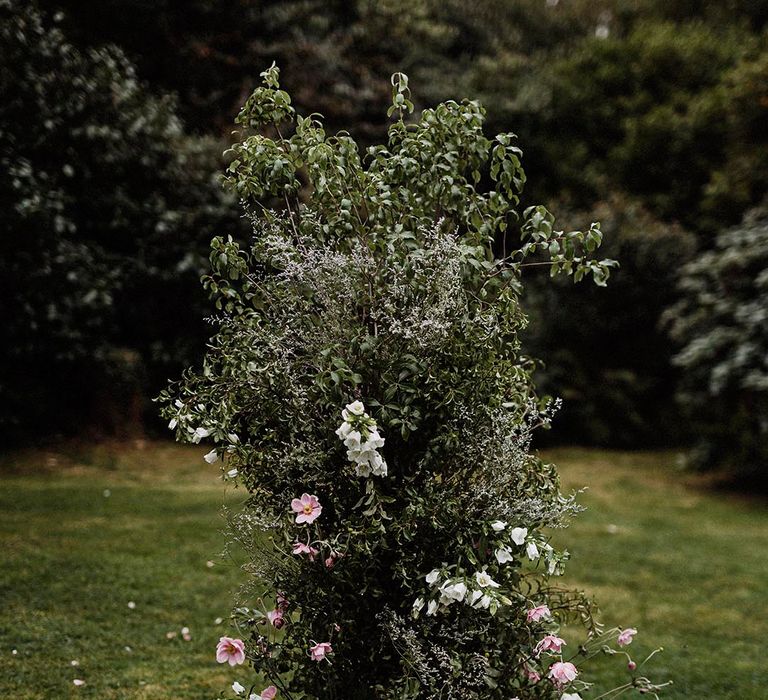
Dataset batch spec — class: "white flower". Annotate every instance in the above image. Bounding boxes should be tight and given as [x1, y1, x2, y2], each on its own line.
[168, 418, 177, 429]
[412, 597, 425, 612]
[470, 590, 483, 604]
[192, 426, 210, 443]
[73, 679, 86, 687]
[227, 432, 240, 444]
[478, 594, 492, 609]
[491, 520, 507, 532]
[495, 546, 514, 564]
[425, 569, 441, 585]
[474, 571, 500, 588]
[363, 429, 385, 449]
[343, 430, 362, 448]
[548, 559, 557, 574]
[226, 468, 238, 479]
[232, 681, 245, 695]
[440, 581, 467, 602]
[562, 694, 582, 700]
[335, 421, 353, 440]
[510, 527, 528, 545]
[526, 542, 540, 560]
[427, 600, 438, 616]
[203, 449, 218, 464]
[346, 400, 366, 416]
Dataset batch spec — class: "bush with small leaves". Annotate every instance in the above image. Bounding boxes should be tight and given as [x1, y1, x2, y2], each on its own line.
[161, 66, 667, 699]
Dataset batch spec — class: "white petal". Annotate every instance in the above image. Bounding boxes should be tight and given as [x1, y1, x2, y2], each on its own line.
[510, 527, 528, 545]
[203, 449, 218, 464]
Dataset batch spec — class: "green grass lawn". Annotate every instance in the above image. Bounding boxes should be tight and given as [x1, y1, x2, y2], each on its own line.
[1, 443, 766, 698]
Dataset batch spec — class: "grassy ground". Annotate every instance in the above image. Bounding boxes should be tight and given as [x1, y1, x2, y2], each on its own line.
[1, 443, 766, 698]
[549, 448, 768, 699]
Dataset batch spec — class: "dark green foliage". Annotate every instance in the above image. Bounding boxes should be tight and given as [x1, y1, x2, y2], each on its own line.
[159, 69, 629, 698]
[526, 197, 696, 447]
[0, 0, 243, 440]
[664, 210, 768, 483]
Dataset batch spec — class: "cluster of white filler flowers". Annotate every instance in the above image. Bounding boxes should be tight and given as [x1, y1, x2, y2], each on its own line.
[335, 400, 388, 477]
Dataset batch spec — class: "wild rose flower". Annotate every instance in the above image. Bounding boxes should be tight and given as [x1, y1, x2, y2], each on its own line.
[510, 527, 528, 545]
[267, 609, 285, 628]
[291, 493, 322, 524]
[548, 661, 578, 686]
[292, 542, 319, 559]
[618, 627, 638, 646]
[526, 605, 551, 623]
[535, 635, 567, 656]
[216, 636, 246, 665]
[253, 687, 277, 700]
[309, 641, 333, 662]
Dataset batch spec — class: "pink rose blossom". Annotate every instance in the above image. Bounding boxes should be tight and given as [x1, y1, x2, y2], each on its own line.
[548, 661, 578, 686]
[309, 641, 333, 662]
[260, 686, 278, 699]
[216, 636, 246, 666]
[292, 541, 319, 559]
[535, 634, 567, 656]
[526, 604, 551, 623]
[291, 493, 322, 524]
[267, 609, 285, 629]
[617, 627, 637, 647]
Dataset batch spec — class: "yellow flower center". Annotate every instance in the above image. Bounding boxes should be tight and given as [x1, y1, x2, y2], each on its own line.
[303, 503, 313, 514]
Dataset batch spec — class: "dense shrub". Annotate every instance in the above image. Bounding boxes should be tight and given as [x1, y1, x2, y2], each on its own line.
[664, 210, 768, 484]
[0, 0, 242, 439]
[160, 67, 666, 699]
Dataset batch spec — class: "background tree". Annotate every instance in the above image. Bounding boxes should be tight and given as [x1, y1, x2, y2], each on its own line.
[664, 209, 768, 484]
[0, 0, 243, 440]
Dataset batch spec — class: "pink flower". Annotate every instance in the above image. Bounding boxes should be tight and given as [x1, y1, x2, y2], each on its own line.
[535, 635, 567, 656]
[617, 627, 637, 647]
[309, 641, 333, 662]
[526, 667, 541, 683]
[526, 605, 551, 623]
[260, 686, 278, 700]
[291, 493, 322, 524]
[292, 542, 319, 559]
[325, 551, 343, 569]
[267, 609, 285, 629]
[276, 591, 289, 611]
[548, 661, 578, 686]
[216, 636, 246, 666]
